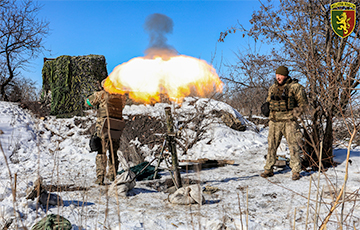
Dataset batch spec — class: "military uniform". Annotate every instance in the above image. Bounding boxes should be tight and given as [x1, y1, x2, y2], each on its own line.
[263, 68, 308, 180]
[85, 90, 126, 185]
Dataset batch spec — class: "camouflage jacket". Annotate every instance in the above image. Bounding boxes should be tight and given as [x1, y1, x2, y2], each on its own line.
[266, 77, 308, 121]
[85, 90, 125, 119]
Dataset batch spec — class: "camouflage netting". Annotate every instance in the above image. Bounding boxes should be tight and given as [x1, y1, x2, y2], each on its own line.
[41, 55, 108, 117]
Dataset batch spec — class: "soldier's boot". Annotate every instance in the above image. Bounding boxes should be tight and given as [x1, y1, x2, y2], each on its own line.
[292, 172, 301, 180]
[106, 155, 119, 182]
[260, 169, 274, 178]
[95, 176, 104, 185]
[95, 154, 107, 185]
[106, 173, 115, 182]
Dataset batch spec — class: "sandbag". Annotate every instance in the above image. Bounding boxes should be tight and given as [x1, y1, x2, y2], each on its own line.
[169, 184, 205, 205]
[109, 170, 136, 197]
[102, 117, 125, 139]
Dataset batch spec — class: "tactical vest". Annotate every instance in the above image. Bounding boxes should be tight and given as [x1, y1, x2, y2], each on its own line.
[269, 79, 298, 112]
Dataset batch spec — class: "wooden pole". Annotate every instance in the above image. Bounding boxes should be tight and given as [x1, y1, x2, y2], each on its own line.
[293, 208, 296, 230]
[314, 141, 323, 230]
[237, 192, 244, 230]
[246, 186, 249, 229]
[164, 107, 182, 188]
[305, 175, 312, 229]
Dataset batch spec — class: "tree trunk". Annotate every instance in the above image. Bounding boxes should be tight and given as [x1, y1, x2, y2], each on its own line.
[0, 84, 7, 101]
[303, 109, 334, 170]
[322, 114, 334, 167]
[303, 111, 320, 169]
[1, 50, 15, 101]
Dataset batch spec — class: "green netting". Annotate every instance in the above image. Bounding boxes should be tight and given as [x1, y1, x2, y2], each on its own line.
[41, 55, 108, 118]
[31, 214, 72, 230]
[117, 161, 162, 181]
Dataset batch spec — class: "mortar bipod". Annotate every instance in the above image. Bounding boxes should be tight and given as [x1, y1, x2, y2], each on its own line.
[153, 137, 179, 189]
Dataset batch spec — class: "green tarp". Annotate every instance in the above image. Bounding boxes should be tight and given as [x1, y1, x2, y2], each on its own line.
[118, 161, 162, 181]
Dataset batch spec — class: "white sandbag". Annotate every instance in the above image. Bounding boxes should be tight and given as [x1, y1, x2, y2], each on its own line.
[169, 184, 205, 205]
[109, 170, 136, 197]
[118, 150, 131, 171]
[189, 184, 205, 205]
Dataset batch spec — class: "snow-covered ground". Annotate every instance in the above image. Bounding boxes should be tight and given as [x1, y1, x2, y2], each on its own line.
[0, 99, 359, 230]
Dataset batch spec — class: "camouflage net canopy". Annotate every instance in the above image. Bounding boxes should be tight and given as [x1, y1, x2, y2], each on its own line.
[41, 55, 108, 117]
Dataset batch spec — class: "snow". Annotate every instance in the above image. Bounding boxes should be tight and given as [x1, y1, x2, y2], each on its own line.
[0, 98, 359, 230]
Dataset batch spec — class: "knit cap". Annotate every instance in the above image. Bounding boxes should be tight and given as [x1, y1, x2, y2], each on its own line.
[275, 66, 289, 76]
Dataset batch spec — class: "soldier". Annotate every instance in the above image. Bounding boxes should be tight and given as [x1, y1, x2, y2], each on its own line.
[85, 81, 126, 185]
[261, 66, 308, 180]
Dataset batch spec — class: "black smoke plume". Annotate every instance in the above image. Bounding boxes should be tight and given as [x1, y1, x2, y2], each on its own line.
[143, 13, 178, 59]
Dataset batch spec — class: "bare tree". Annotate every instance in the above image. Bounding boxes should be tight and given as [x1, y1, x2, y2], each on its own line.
[0, 0, 49, 101]
[220, 0, 360, 168]
[220, 44, 277, 118]
[7, 76, 39, 102]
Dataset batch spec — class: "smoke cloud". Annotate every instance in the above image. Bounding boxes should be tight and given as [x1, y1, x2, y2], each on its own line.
[144, 13, 178, 59]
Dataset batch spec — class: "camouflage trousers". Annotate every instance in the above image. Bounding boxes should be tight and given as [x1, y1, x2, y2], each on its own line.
[264, 120, 302, 173]
[95, 118, 120, 179]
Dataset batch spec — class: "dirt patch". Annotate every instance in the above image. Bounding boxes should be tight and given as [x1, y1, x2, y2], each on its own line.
[119, 115, 167, 165]
[19, 101, 51, 118]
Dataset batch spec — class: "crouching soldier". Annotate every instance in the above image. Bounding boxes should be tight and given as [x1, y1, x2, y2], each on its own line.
[261, 66, 308, 180]
[85, 81, 126, 185]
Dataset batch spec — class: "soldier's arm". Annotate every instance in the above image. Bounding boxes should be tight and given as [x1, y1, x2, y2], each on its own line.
[292, 84, 308, 116]
[85, 91, 104, 108]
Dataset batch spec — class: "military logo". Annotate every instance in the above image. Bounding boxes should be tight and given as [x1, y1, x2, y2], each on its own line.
[331, 2, 356, 38]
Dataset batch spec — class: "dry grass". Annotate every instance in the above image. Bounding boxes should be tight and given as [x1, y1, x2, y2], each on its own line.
[1, 101, 360, 230]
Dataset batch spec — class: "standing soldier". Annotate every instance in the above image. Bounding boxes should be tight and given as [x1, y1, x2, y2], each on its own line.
[85, 81, 126, 185]
[261, 66, 308, 180]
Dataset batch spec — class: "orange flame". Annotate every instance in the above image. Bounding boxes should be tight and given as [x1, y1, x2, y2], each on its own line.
[103, 54, 223, 104]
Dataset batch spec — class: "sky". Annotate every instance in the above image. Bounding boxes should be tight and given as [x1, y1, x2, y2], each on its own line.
[24, 0, 263, 88]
